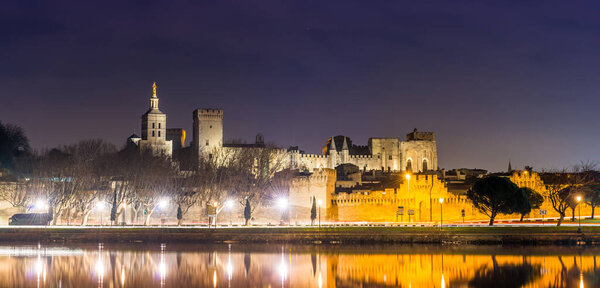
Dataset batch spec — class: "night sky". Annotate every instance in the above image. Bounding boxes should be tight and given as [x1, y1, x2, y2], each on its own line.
[2, 1, 599, 172]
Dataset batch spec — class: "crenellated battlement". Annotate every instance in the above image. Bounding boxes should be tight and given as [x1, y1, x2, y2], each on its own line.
[349, 155, 373, 159]
[299, 153, 327, 159]
[194, 108, 224, 120]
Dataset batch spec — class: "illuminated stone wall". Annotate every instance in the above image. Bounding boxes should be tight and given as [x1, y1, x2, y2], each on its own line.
[326, 170, 598, 223]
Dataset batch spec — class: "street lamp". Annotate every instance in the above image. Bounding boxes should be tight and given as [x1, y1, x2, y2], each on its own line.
[277, 198, 288, 225]
[439, 198, 444, 230]
[317, 199, 322, 229]
[576, 195, 582, 233]
[96, 201, 106, 225]
[35, 199, 48, 212]
[226, 200, 234, 226]
[158, 198, 169, 226]
[159, 198, 169, 209]
[277, 198, 288, 210]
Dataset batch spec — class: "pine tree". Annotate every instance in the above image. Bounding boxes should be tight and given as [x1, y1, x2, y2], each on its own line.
[177, 205, 183, 226]
[310, 196, 317, 226]
[244, 198, 251, 226]
[110, 192, 117, 224]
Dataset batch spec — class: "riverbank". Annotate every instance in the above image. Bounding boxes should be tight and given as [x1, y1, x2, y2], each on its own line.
[1, 226, 600, 245]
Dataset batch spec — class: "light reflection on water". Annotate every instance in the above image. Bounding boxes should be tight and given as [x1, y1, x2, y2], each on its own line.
[1, 244, 600, 287]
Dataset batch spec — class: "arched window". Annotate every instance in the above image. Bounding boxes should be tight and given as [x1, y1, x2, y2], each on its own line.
[406, 159, 412, 172]
[422, 159, 428, 171]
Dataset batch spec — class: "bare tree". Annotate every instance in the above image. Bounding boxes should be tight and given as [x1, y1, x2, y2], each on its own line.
[30, 140, 116, 225]
[117, 150, 176, 225]
[0, 178, 31, 212]
[65, 140, 115, 225]
[226, 145, 291, 224]
[541, 169, 589, 226]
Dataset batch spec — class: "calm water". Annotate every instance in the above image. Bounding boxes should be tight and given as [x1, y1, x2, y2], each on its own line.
[1, 243, 600, 287]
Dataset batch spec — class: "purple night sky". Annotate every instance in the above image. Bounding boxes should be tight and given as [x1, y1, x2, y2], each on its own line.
[1, 1, 599, 172]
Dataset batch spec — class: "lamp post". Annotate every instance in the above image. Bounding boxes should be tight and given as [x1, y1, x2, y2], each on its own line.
[158, 198, 169, 226]
[213, 202, 219, 227]
[439, 198, 444, 230]
[96, 201, 106, 226]
[405, 174, 411, 194]
[317, 199, 322, 229]
[226, 200, 234, 226]
[576, 195, 582, 233]
[278, 198, 289, 226]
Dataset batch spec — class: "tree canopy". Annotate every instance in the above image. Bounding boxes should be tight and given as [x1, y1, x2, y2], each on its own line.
[0, 122, 30, 169]
[517, 187, 544, 221]
[467, 176, 529, 225]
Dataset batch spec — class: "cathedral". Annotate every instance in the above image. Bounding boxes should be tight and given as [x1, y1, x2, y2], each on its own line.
[130, 83, 438, 173]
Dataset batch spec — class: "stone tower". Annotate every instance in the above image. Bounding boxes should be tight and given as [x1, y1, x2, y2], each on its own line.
[140, 82, 172, 156]
[193, 108, 224, 158]
[329, 136, 337, 168]
[400, 129, 437, 172]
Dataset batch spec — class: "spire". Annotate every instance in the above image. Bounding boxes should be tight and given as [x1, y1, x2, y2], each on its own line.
[150, 82, 159, 110]
[342, 136, 348, 150]
[508, 160, 512, 172]
[329, 136, 336, 152]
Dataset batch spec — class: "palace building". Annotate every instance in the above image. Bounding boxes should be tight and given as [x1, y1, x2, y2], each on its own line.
[130, 83, 438, 175]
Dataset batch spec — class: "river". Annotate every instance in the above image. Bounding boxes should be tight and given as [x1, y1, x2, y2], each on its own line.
[0, 243, 597, 287]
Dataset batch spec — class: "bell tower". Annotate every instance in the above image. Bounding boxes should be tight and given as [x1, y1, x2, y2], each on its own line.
[140, 82, 172, 156]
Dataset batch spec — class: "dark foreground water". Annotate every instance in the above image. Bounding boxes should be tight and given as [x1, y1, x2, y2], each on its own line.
[1, 243, 599, 287]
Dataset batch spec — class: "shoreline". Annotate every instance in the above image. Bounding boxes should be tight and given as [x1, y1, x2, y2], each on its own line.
[0, 226, 599, 245]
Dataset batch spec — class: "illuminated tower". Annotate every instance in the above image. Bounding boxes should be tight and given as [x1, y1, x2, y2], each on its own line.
[193, 108, 223, 159]
[140, 82, 172, 156]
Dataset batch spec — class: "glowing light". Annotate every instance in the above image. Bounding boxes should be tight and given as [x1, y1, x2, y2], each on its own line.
[96, 257, 104, 284]
[580, 273, 584, 288]
[160, 244, 166, 287]
[405, 174, 411, 180]
[227, 260, 233, 281]
[577, 196, 582, 202]
[441, 274, 445, 288]
[317, 199, 322, 206]
[213, 270, 217, 287]
[279, 251, 287, 282]
[277, 198, 288, 210]
[96, 201, 106, 210]
[121, 268, 125, 287]
[35, 199, 48, 211]
[226, 200, 234, 209]
[439, 198, 444, 204]
[159, 198, 169, 209]
[36, 255, 43, 277]
[318, 272, 323, 288]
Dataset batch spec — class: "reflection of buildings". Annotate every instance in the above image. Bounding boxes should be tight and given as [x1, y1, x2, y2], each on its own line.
[0, 245, 598, 287]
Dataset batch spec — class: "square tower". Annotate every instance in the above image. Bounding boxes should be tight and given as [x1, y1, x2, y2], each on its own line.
[193, 109, 223, 158]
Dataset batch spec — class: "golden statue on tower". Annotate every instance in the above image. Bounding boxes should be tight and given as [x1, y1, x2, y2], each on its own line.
[152, 82, 157, 97]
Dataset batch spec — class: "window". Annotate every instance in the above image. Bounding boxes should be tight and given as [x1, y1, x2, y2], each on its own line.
[152, 131, 155, 137]
[152, 123, 155, 129]
[210, 125, 212, 128]
[206, 140, 209, 146]
[158, 131, 161, 137]
[422, 159, 428, 171]
[388, 155, 392, 160]
[158, 123, 161, 129]
[406, 159, 412, 171]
